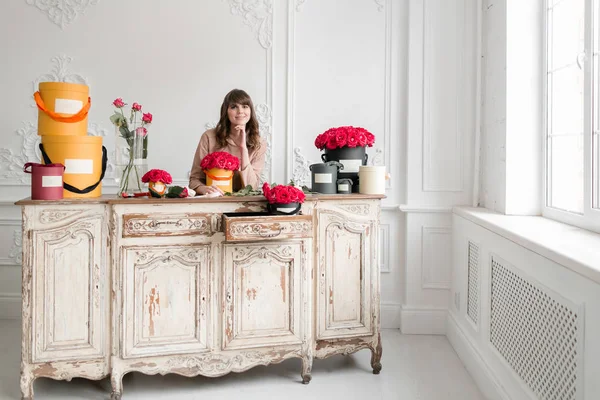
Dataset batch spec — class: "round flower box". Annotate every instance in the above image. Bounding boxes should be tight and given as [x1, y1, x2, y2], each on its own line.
[200, 152, 240, 193]
[204, 167, 234, 193]
[267, 202, 301, 215]
[314, 126, 375, 193]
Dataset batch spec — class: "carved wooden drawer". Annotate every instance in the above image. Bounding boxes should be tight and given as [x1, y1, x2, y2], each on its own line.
[223, 213, 313, 242]
[122, 213, 215, 237]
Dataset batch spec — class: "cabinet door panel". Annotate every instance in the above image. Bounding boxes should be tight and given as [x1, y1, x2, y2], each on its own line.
[317, 210, 373, 339]
[32, 216, 105, 363]
[223, 243, 304, 350]
[122, 245, 210, 358]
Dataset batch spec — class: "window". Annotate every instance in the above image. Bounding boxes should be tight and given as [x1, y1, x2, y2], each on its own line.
[545, 0, 600, 233]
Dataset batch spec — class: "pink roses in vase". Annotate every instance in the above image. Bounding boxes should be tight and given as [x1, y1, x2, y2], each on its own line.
[110, 98, 153, 196]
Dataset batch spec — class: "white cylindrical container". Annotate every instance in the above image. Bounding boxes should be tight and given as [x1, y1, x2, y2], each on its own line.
[358, 166, 386, 194]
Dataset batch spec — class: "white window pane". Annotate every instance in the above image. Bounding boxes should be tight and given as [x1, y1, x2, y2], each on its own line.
[549, 135, 584, 213]
[550, 0, 585, 70]
[549, 65, 584, 134]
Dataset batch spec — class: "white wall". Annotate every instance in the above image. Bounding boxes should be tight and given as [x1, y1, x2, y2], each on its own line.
[0, 0, 410, 326]
[400, 0, 479, 334]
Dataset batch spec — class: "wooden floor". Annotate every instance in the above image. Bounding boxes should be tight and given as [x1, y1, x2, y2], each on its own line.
[0, 320, 484, 399]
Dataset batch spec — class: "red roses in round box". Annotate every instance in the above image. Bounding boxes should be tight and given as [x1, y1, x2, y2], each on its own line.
[262, 182, 306, 204]
[200, 151, 240, 171]
[314, 126, 375, 151]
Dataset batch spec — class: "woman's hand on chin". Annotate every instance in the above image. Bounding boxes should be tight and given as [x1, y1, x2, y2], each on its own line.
[197, 185, 224, 195]
[232, 124, 247, 148]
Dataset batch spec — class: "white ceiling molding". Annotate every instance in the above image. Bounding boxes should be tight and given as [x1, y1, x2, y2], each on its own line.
[223, 0, 273, 49]
[25, 0, 100, 30]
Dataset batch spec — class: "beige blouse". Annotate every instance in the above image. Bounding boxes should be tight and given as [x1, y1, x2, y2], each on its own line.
[189, 128, 267, 192]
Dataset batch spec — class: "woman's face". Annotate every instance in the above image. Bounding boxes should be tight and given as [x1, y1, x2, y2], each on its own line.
[227, 103, 251, 126]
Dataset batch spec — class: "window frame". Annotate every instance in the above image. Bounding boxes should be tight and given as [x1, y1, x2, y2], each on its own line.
[542, 0, 600, 234]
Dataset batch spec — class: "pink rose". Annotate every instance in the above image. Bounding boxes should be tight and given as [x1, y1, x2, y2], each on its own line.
[346, 131, 358, 147]
[357, 132, 367, 147]
[179, 187, 189, 198]
[142, 112, 153, 123]
[335, 132, 347, 148]
[112, 98, 125, 108]
[135, 127, 148, 136]
[326, 135, 338, 150]
[132, 102, 142, 111]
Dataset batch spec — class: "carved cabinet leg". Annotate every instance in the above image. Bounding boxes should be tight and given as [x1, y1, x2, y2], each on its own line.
[110, 373, 123, 400]
[370, 333, 383, 375]
[301, 356, 313, 384]
[20, 370, 34, 400]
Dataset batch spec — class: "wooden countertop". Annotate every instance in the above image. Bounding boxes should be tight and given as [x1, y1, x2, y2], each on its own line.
[15, 193, 385, 206]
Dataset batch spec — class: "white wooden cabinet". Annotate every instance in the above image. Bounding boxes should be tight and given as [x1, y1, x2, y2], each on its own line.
[17, 195, 382, 399]
[19, 205, 110, 400]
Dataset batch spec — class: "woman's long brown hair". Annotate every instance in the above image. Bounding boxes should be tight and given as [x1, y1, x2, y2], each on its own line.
[215, 89, 261, 150]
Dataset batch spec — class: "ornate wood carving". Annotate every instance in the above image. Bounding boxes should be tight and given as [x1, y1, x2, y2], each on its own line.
[122, 213, 212, 237]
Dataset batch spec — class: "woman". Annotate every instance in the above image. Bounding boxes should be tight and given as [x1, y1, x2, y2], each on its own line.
[189, 89, 267, 195]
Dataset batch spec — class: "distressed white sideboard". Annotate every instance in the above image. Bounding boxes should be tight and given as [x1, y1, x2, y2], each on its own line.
[16, 194, 383, 399]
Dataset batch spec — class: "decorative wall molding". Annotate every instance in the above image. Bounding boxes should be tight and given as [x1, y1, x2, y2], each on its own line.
[31, 55, 88, 102]
[25, 0, 100, 30]
[380, 224, 390, 273]
[399, 205, 453, 213]
[9, 227, 23, 266]
[295, 0, 385, 12]
[224, 0, 273, 49]
[0, 221, 21, 266]
[421, 226, 452, 290]
[255, 103, 273, 183]
[371, 148, 384, 166]
[421, 0, 464, 193]
[292, 147, 311, 187]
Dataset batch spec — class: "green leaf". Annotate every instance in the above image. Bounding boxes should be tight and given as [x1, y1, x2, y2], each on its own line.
[110, 112, 126, 126]
[165, 185, 185, 198]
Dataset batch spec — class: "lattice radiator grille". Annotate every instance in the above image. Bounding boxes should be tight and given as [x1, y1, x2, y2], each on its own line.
[490, 257, 581, 400]
[466, 241, 479, 324]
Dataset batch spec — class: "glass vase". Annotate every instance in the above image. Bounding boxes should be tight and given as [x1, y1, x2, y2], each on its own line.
[114, 124, 148, 196]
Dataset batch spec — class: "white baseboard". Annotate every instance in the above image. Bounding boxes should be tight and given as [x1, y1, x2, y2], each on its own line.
[446, 312, 511, 400]
[400, 305, 447, 334]
[0, 294, 21, 319]
[381, 302, 401, 329]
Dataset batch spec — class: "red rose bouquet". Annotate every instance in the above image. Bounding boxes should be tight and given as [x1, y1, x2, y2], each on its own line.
[262, 182, 306, 204]
[314, 126, 375, 150]
[141, 169, 173, 198]
[200, 151, 240, 171]
[141, 169, 173, 184]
